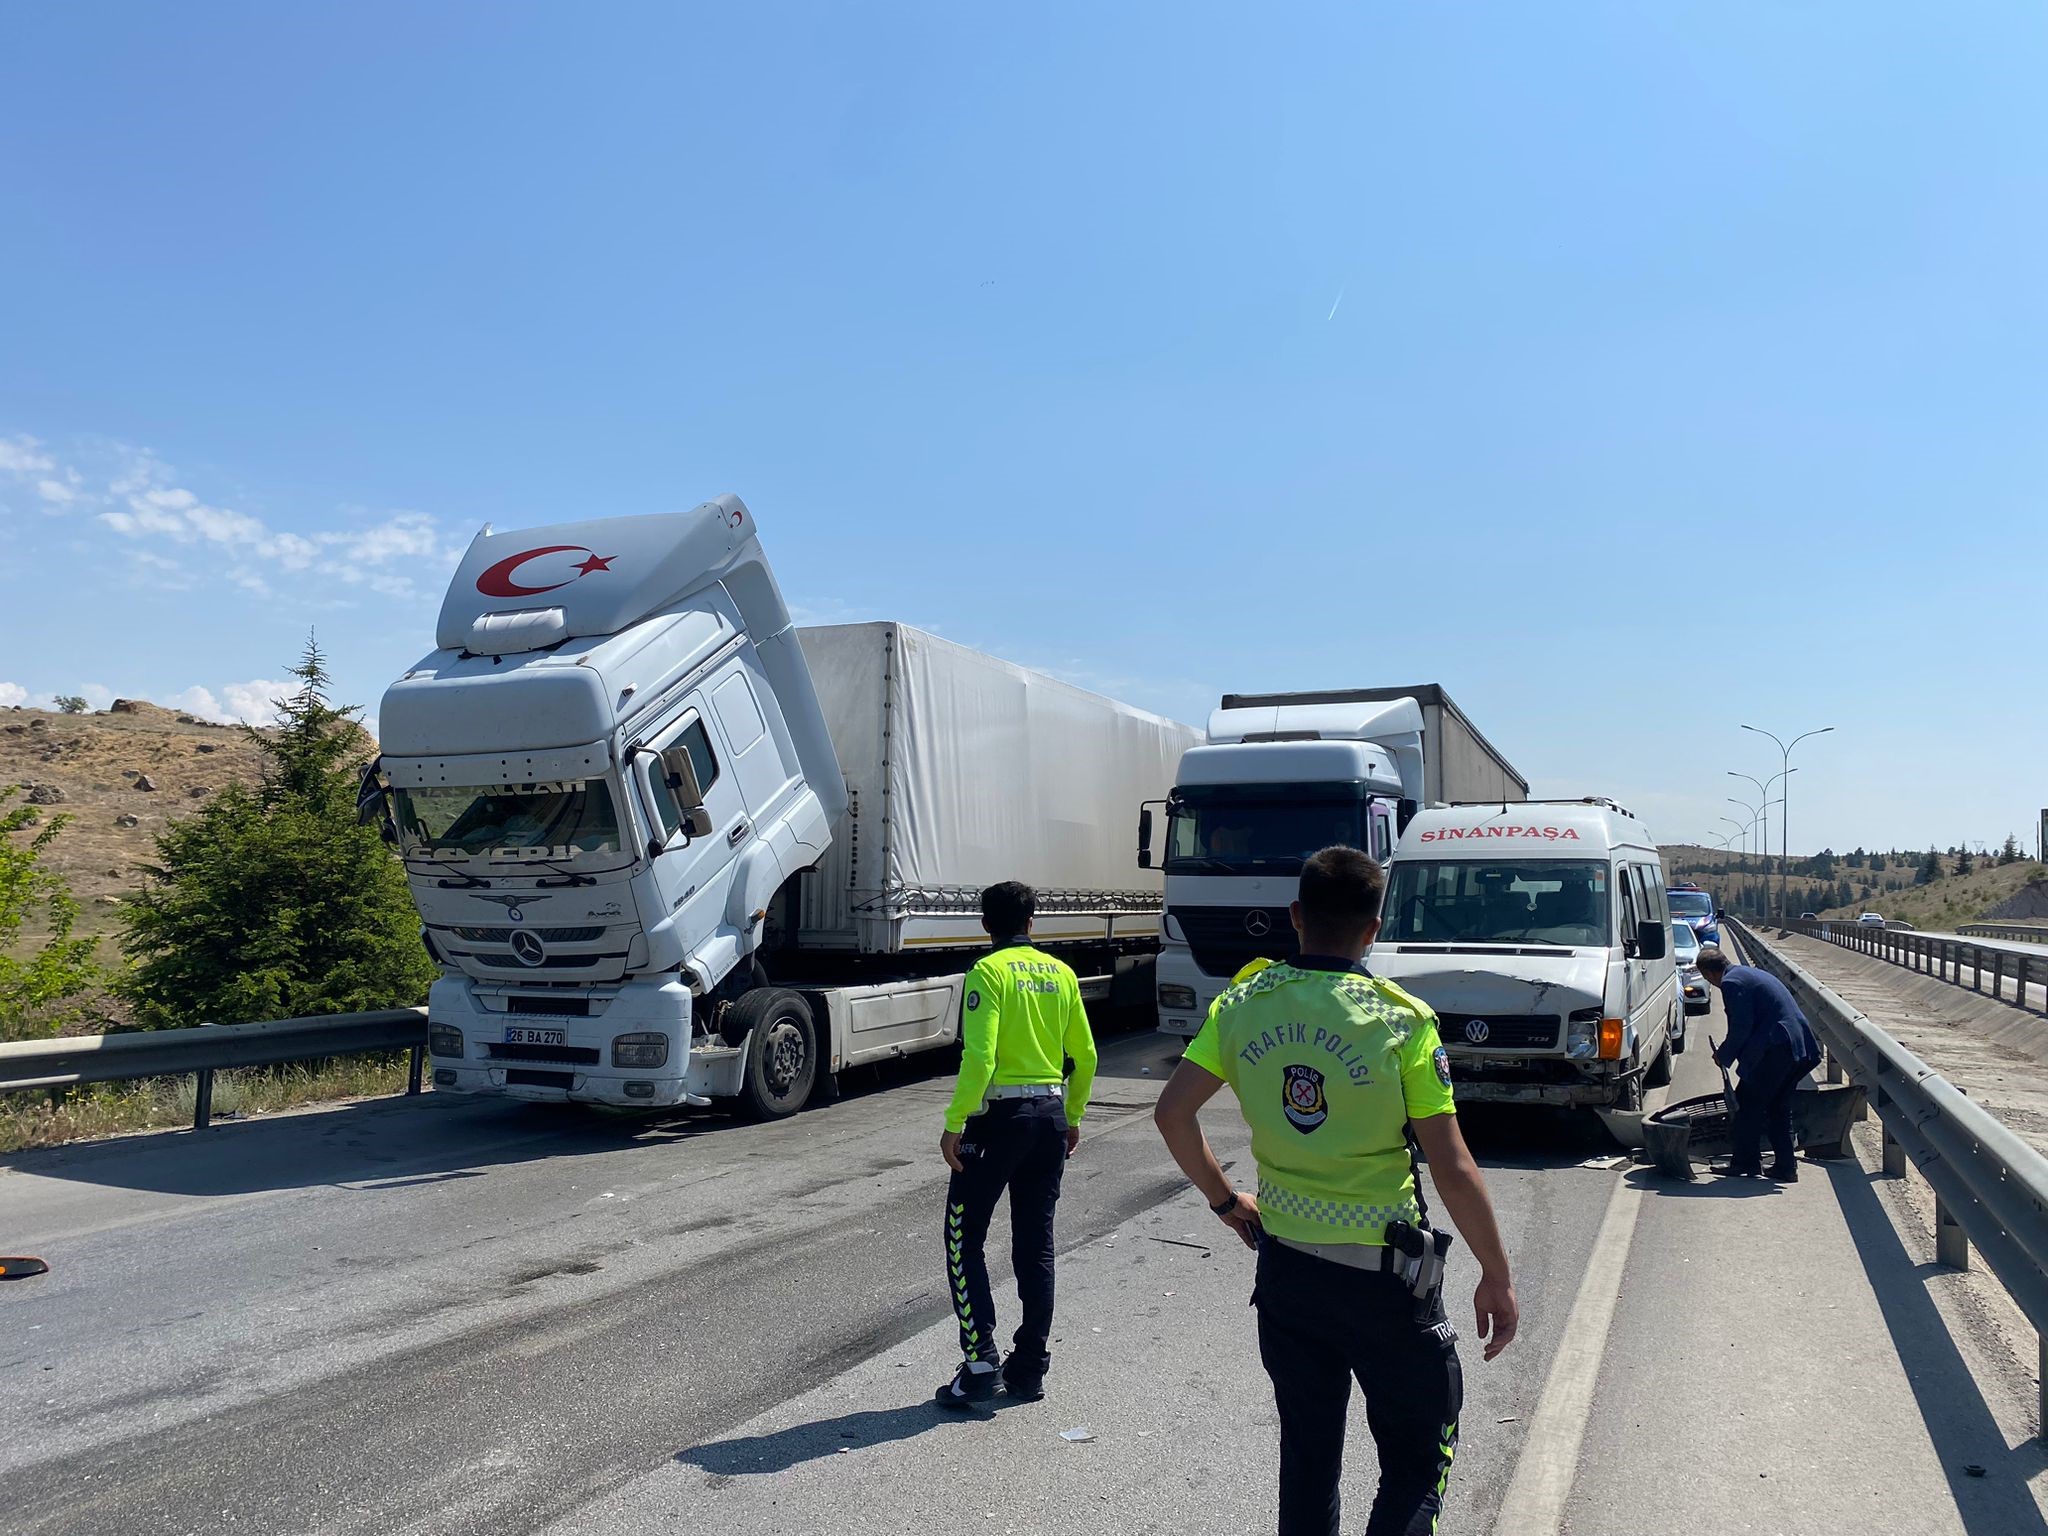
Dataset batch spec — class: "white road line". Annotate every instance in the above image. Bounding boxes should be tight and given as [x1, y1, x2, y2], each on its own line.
[1489, 1168, 1647, 1536]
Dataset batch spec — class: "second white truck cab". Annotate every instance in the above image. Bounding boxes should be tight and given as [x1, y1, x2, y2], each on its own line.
[1141, 698, 1423, 1037]
[1139, 685, 1527, 1038]
[1371, 798, 1680, 1110]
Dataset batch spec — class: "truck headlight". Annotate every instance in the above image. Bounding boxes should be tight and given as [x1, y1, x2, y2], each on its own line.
[428, 1025, 464, 1059]
[1565, 1009, 1600, 1060]
[612, 1031, 671, 1069]
[1158, 984, 1198, 1012]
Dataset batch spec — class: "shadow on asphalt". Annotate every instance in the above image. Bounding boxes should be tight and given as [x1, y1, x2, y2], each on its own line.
[1621, 1167, 1785, 1199]
[0, 1015, 1168, 1199]
[679, 1400, 977, 1476]
[1453, 1102, 1625, 1170]
[1826, 1159, 2048, 1536]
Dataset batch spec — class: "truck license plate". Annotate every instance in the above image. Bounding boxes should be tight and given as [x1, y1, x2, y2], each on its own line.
[504, 1026, 567, 1048]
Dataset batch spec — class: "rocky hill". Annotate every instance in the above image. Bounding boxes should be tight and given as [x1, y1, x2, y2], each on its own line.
[4, 700, 273, 937]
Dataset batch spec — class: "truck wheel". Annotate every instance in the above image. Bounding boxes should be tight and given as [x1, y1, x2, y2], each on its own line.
[728, 988, 819, 1120]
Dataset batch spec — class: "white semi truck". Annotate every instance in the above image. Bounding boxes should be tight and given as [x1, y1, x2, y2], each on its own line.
[1138, 685, 1527, 1037]
[364, 496, 1197, 1118]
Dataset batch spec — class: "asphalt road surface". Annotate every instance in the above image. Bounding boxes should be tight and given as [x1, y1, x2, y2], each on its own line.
[4, 978, 2030, 1534]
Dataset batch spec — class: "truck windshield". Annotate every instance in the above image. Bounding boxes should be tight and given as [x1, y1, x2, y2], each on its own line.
[1164, 785, 1368, 874]
[394, 780, 626, 864]
[1667, 889, 1714, 917]
[1382, 860, 1611, 946]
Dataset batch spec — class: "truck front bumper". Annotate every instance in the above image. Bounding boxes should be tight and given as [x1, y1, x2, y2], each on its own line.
[1155, 947, 1224, 1040]
[1452, 1078, 1632, 1107]
[426, 974, 725, 1108]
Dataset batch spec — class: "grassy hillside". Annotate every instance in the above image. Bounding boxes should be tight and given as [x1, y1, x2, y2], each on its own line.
[1659, 844, 1926, 918]
[4, 700, 277, 940]
[1657, 842, 2048, 930]
[1816, 859, 2048, 931]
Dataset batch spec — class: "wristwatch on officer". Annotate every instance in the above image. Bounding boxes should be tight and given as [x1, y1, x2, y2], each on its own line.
[1210, 1191, 1240, 1216]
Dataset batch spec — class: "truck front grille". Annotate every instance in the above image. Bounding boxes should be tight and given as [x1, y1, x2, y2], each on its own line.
[506, 995, 593, 1017]
[468, 951, 626, 970]
[447, 925, 606, 944]
[1171, 907, 1299, 980]
[1437, 1014, 1561, 1050]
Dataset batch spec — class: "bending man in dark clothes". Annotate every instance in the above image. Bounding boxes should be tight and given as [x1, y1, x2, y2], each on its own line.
[1698, 946, 1823, 1181]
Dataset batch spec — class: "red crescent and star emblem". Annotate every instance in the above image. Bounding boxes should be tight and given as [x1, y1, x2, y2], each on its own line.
[475, 545, 619, 598]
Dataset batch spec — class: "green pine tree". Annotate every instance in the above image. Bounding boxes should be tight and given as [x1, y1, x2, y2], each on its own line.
[2000, 833, 2023, 866]
[1955, 844, 1975, 877]
[1915, 848, 1943, 886]
[0, 789, 103, 1041]
[122, 637, 435, 1027]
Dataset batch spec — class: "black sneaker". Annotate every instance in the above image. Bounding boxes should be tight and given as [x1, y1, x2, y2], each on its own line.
[1765, 1162, 1800, 1183]
[934, 1361, 999, 1412]
[1001, 1353, 1048, 1403]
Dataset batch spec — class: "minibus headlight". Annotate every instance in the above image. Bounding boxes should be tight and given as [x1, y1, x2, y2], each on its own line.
[1565, 1009, 1600, 1060]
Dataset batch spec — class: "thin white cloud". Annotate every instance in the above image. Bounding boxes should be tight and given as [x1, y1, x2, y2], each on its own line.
[0, 682, 27, 708]
[1, 435, 458, 601]
[0, 436, 54, 475]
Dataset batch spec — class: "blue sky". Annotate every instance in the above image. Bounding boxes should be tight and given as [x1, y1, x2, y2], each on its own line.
[3, 3, 2044, 857]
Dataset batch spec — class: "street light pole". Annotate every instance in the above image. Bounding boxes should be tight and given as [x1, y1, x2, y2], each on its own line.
[1729, 772, 1772, 867]
[1742, 724, 1837, 920]
[1728, 798, 1763, 857]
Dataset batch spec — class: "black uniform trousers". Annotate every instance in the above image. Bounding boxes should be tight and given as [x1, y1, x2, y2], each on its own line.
[944, 1096, 1067, 1366]
[1730, 1045, 1803, 1172]
[1255, 1236, 1463, 1536]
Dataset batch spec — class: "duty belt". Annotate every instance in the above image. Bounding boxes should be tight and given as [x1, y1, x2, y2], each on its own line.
[1271, 1234, 1399, 1273]
[986, 1083, 1065, 1101]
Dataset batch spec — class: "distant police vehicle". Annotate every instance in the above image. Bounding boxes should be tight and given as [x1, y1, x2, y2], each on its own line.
[1666, 883, 1719, 944]
[1372, 799, 1681, 1113]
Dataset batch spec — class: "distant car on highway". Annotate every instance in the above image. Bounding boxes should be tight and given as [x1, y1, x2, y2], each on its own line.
[1673, 921, 1710, 1022]
[1858, 912, 1887, 927]
[1668, 883, 1719, 944]
[1799, 911, 1817, 921]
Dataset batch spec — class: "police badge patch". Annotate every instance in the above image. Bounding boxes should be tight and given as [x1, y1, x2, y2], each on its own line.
[966, 990, 981, 1012]
[1282, 1064, 1328, 1133]
[1433, 1045, 1453, 1086]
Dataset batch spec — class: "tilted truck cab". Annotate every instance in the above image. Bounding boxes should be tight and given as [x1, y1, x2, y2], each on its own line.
[372, 497, 846, 1114]
[367, 496, 1197, 1118]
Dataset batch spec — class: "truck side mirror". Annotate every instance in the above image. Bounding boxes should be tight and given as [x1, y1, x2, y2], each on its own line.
[355, 759, 387, 828]
[659, 745, 713, 839]
[1636, 919, 1668, 961]
[1138, 807, 1154, 870]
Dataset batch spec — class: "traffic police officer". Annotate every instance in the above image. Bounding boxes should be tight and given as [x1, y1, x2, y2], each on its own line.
[1153, 846, 1519, 1536]
[934, 880, 1098, 1409]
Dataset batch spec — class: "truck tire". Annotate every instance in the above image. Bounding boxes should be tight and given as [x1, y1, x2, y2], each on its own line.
[728, 988, 819, 1120]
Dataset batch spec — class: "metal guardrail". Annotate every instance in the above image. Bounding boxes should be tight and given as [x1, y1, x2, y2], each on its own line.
[0, 1008, 429, 1130]
[1959, 921, 2048, 945]
[1730, 918, 2048, 1438]
[1776, 917, 2047, 1014]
